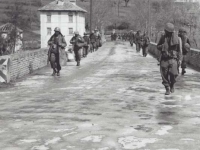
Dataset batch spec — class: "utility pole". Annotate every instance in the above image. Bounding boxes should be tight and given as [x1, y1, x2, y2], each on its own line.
[148, 0, 151, 38]
[90, 0, 93, 34]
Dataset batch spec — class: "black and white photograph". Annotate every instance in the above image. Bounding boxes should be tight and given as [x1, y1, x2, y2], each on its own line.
[0, 0, 200, 149]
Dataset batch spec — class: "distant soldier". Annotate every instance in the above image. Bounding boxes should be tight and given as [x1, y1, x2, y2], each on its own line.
[129, 30, 135, 47]
[141, 32, 150, 57]
[70, 31, 85, 66]
[90, 30, 97, 52]
[178, 27, 191, 75]
[157, 23, 182, 95]
[48, 27, 67, 76]
[135, 30, 142, 53]
[95, 29, 101, 50]
[83, 32, 90, 57]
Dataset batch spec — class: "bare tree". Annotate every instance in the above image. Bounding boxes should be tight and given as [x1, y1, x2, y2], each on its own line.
[124, 0, 130, 7]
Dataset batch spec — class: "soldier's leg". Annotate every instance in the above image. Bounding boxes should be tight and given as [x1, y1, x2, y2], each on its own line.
[142, 47, 145, 56]
[50, 53, 56, 76]
[85, 46, 88, 57]
[77, 49, 81, 66]
[169, 59, 178, 93]
[181, 55, 187, 75]
[145, 46, 148, 57]
[160, 61, 170, 95]
[136, 43, 139, 52]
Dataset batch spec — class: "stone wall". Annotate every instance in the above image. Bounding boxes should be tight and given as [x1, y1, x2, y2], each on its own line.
[0, 48, 48, 83]
[149, 42, 200, 70]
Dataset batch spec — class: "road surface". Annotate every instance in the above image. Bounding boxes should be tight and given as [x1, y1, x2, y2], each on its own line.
[0, 41, 200, 150]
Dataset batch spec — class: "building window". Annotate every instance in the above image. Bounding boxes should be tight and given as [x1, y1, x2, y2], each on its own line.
[47, 14, 51, 23]
[47, 28, 51, 35]
[69, 13, 73, 23]
[69, 28, 73, 35]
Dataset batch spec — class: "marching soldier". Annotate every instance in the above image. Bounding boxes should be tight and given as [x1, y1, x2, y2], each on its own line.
[157, 23, 182, 95]
[129, 30, 135, 47]
[178, 27, 191, 75]
[135, 30, 142, 53]
[90, 30, 96, 52]
[141, 32, 150, 57]
[83, 32, 90, 57]
[70, 31, 85, 66]
[48, 27, 67, 76]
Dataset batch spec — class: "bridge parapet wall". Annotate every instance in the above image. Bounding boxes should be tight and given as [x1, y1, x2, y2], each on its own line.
[0, 48, 48, 83]
[149, 42, 200, 70]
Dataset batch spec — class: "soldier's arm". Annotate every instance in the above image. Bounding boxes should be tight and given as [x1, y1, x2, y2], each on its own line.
[48, 35, 54, 45]
[157, 35, 164, 51]
[178, 37, 182, 61]
[70, 37, 75, 44]
[60, 36, 67, 48]
[187, 38, 191, 46]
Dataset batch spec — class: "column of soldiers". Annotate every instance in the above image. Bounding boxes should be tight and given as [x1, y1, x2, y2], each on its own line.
[157, 23, 190, 95]
[123, 22, 190, 95]
[48, 27, 102, 76]
[126, 29, 150, 57]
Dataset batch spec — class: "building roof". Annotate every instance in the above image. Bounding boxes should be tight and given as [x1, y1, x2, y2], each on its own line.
[38, 0, 87, 13]
[0, 23, 23, 33]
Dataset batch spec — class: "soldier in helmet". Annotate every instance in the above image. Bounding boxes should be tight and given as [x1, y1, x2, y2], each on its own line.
[135, 30, 142, 53]
[70, 31, 85, 66]
[140, 32, 150, 57]
[157, 23, 182, 95]
[83, 32, 90, 57]
[48, 27, 67, 76]
[90, 30, 97, 52]
[178, 27, 191, 75]
[129, 30, 135, 47]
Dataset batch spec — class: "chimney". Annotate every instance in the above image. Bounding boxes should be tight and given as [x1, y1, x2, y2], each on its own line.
[69, 0, 76, 5]
[56, 0, 64, 6]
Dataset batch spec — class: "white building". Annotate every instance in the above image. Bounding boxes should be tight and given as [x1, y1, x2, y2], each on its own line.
[38, 0, 87, 48]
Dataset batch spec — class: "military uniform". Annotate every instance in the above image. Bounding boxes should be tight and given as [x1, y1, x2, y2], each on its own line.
[141, 33, 150, 57]
[135, 30, 142, 53]
[83, 33, 90, 57]
[157, 23, 182, 95]
[178, 28, 190, 75]
[70, 32, 85, 66]
[129, 31, 135, 47]
[90, 32, 97, 52]
[48, 27, 67, 76]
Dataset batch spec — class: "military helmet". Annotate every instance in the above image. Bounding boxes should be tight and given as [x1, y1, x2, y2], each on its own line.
[165, 23, 175, 32]
[179, 27, 187, 33]
[54, 27, 61, 32]
[74, 31, 79, 35]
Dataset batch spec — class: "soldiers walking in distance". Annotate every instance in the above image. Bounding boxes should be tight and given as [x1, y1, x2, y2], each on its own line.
[90, 30, 96, 53]
[48, 27, 67, 76]
[178, 27, 191, 75]
[141, 32, 150, 57]
[135, 30, 142, 53]
[157, 23, 182, 95]
[129, 30, 135, 47]
[95, 29, 101, 50]
[83, 32, 90, 58]
[70, 31, 85, 66]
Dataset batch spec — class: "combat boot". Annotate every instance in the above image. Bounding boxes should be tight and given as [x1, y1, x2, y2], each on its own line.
[77, 61, 80, 66]
[170, 84, 175, 93]
[165, 87, 170, 95]
[52, 71, 56, 76]
[182, 69, 186, 75]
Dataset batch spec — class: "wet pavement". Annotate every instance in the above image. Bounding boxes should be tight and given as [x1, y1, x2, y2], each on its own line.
[0, 41, 200, 150]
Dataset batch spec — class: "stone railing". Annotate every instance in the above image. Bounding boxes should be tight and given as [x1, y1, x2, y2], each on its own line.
[0, 48, 48, 83]
[149, 42, 200, 70]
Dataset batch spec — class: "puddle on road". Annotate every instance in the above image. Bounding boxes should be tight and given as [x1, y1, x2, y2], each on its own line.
[118, 136, 159, 149]
[135, 125, 153, 132]
[155, 126, 173, 135]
